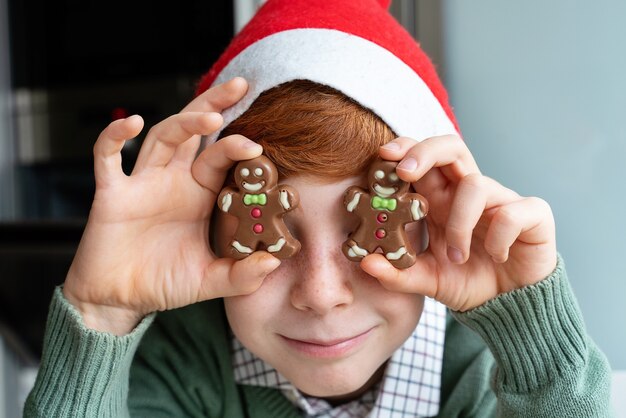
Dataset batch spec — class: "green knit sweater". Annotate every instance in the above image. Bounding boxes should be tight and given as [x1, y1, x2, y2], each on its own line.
[24, 257, 613, 417]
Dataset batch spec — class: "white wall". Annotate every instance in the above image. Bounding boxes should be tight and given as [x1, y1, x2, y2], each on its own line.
[442, 0, 626, 372]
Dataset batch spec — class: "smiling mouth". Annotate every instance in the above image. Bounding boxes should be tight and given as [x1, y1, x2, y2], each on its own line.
[280, 328, 375, 359]
[242, 181, 264, 191]
[373, 184, 396, 197]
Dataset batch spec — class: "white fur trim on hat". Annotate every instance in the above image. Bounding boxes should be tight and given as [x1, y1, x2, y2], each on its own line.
[207, 28, 458, 143]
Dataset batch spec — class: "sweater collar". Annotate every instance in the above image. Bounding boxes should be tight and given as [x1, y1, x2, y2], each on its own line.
[231, 297, 447, 417]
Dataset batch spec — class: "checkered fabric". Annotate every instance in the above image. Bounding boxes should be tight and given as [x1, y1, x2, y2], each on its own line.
[232, 298, 447, 417]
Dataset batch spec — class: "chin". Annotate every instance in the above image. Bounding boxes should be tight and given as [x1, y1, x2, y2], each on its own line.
[282, 360, 382, 399]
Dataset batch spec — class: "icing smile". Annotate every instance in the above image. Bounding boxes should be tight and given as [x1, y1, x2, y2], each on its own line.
[242, 181, 265, 191]
[373, 183, 397, 197]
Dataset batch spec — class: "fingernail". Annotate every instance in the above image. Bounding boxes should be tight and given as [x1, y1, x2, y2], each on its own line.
[243, 140, 260, 149]
[397, 157, 418, 172]
[447, 246, 464, 264]
[382, 142, 400, 151]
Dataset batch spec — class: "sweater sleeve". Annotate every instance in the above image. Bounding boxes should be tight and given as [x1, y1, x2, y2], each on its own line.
[23, 287, 156, 418]
[451, 255, 613, 417]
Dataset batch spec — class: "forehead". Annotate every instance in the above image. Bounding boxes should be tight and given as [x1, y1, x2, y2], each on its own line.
[282, 174, 366, 190]
[283, 175, 365, 219]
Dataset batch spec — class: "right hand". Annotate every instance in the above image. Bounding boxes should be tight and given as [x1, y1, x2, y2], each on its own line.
[63, 78, 281, 335]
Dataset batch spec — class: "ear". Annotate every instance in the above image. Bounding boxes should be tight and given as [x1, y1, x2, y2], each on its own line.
[376, 0, 392, 9]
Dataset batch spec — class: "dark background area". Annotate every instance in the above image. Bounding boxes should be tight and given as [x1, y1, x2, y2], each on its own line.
[1, 0, 234, 359]
[9, 0, 232, 89]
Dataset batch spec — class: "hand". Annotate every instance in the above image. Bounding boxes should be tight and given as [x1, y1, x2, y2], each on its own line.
[63, 78, 281, 335]
[361, 135, 557, 312]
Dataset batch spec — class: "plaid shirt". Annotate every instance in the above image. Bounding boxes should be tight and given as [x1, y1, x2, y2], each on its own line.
[231, 298, 447, 417]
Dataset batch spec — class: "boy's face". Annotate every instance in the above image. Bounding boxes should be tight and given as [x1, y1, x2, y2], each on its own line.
[215, 175, 424, 400]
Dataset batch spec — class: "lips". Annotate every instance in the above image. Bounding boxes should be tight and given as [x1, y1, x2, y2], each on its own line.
[279, 328, 375, 359]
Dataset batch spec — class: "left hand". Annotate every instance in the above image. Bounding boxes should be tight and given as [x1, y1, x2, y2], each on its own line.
[360, 134, 557, 312]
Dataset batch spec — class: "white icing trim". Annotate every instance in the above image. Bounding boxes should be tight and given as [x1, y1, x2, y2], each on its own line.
[267, 237, 286, 252]
[279, 190, 290, 210]
[208, 29, 457, 144]
[374, 184, 396, 197]
[346, 192, 361, 212]
[349, 243, 368, 257]
[242, 181, 263, 192]
[221, 193, 232, 212]
[411, 199, 424, 220]
[232, 240, 253, 254]
[386, 246, 408, 260]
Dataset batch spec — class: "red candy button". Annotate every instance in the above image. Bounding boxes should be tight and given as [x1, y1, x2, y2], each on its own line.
[251, 208, 262, 218]
[375, 228, 386, 239]
[253, 223, 264, 234]
[377, 212, 388, 223]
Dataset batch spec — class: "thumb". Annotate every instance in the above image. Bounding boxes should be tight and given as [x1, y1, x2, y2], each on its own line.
[360, 254, 438, 298]
[196, 253, 281, 302]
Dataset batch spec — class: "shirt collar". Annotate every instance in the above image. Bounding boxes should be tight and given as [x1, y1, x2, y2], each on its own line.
[231, 297, 447, 417]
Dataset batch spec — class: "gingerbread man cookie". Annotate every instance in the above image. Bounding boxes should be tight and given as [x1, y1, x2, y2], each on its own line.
[218, 156, 300, 259]
[342, 158, 429, 269]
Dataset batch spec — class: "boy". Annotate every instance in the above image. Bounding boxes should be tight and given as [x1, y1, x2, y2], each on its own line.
[24, 0, 612, 416]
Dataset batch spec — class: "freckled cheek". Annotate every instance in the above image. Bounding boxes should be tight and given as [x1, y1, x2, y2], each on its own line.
[365, 282, 424, 330]
[224, 293, 273, 336]
[224, 261, 290, 326]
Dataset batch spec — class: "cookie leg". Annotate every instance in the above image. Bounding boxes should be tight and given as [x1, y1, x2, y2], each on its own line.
[342, 239, 369, 261]
[267, 236, 301, 259]
[231, 240, 254, 260]
[385, 246, 416, 269]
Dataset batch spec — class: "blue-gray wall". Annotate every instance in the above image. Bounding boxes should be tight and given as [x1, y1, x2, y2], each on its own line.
[442, 0, 625, 369]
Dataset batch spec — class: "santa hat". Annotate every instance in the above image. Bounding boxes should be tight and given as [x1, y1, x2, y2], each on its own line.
[197, 0, 459, 143]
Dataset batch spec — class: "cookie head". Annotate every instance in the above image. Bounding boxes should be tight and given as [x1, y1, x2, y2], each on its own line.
[234, 155, 278, 193]
[368, 159, 409, 198]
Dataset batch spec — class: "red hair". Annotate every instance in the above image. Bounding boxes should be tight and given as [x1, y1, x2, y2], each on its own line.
[219, 80, 395, 179]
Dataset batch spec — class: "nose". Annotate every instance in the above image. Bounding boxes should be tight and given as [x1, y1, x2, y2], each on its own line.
[289, 245, 354, 316]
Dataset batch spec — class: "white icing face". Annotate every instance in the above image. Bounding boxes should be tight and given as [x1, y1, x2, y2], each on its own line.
[370, 162, 403, 198]
[236, 160, 273, 193]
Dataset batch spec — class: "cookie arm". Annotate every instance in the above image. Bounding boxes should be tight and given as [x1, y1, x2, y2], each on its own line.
[217, 187, 238, 213]
[344, 187, 366, 213]
[407, 193, 429, 221]
[277, 185, 299, 212]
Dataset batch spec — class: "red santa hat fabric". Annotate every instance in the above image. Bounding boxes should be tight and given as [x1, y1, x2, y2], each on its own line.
[197, 0, 459, 143]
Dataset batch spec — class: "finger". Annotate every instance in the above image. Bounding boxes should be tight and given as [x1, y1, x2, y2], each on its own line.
[182, 77, 249, 113]
[360, 253, 438, 298]
[484, 197, 555, 263]
[380, 137, 448, 193]
[411, 167, 449, 195]
[196, 252, 281, 301]
[93, 115, 144, 187]
[382, 135, 480, 184]
[191, 134, 263, 195]
[169, 135, 202, 168]
[133, 112, 223, 172]
[446, 174, 520, 263]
